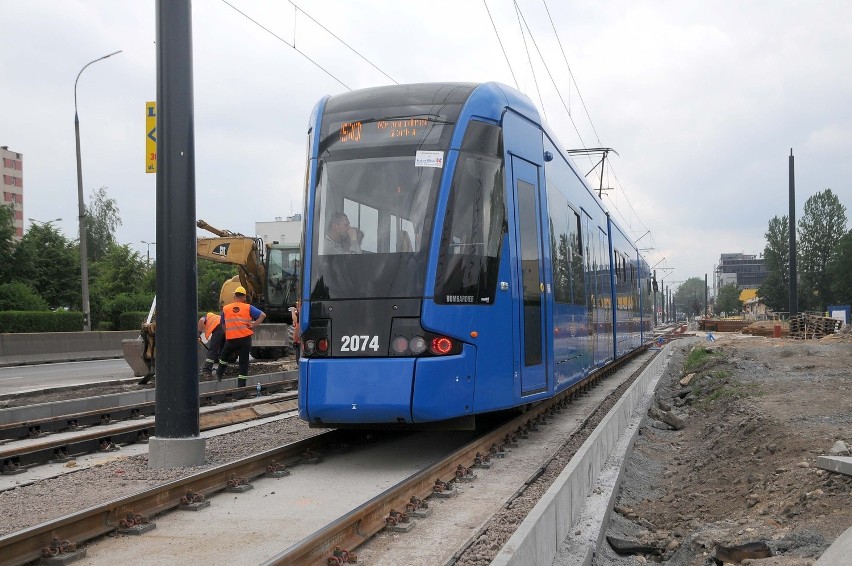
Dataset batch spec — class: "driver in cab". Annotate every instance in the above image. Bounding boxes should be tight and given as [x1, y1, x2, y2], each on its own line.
[325, 212, 362, 254]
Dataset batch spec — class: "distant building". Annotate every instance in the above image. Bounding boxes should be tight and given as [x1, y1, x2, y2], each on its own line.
[715, 253, 767, 292]
[1, 146, 24, 240]
[255, 214, 303, 247]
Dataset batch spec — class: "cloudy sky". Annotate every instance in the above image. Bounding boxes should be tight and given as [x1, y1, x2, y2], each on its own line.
[2, 1, 850, 293]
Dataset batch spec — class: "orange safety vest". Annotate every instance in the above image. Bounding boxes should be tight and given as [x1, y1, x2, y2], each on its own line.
[203, 313, 221, 339]
[222, 302, 254, 339]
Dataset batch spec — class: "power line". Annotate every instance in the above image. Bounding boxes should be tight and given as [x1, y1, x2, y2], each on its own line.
[221, 0, 350, 90]
[541, 0, 603, 146]
[482, 0, 519, 90]
[513, 2, 590, 162]
[288, 0, 398, 85]
[514, 1, 547, 122]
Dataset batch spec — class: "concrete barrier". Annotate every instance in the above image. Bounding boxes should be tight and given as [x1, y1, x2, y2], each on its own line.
[0, 331, 139, 367]
[492, 339, 691, 566]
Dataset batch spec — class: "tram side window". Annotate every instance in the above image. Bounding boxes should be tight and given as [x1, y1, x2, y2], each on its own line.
[546, 181, 571, 304]
[569, 210, 585, 305]
[435, 122, 505, 305]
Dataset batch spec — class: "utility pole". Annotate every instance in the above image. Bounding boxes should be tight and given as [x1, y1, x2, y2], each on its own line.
[788, 149, 798, 316]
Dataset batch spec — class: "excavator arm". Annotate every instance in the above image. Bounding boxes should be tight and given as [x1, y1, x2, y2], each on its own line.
[196, 219, 266, 305]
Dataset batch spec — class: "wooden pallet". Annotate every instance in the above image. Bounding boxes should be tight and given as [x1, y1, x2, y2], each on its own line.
[789, 313, 842, 339]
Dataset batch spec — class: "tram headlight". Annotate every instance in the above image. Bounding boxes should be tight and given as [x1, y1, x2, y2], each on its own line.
[391, 336, 409, 354]
[409, 335, 427, 354]
[303, 339, 316, 355]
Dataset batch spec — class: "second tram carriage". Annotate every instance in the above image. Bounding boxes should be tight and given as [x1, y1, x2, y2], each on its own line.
[298, 82, 652, 428]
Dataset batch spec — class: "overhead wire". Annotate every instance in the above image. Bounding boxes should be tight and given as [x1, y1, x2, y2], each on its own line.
[513, 1, 547, 122]
[535, 0, 656, 249]
[513, 2, 590, 161]
[541, 0, 603, 146]
[483, 0, 520, 90]
[287, 0, 398, 85]
[221, 0, 351, 90]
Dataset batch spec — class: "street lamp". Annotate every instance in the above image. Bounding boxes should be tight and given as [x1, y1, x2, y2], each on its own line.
[29, 217, 62, 228]
[75, 49, 121, 331]
[141, 240, 156, 268]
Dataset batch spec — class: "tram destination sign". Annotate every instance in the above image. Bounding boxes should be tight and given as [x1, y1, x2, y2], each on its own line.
[331, 116, 447, 148]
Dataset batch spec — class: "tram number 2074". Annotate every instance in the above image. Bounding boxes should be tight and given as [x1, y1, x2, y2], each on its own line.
[340, 335, 380, 352]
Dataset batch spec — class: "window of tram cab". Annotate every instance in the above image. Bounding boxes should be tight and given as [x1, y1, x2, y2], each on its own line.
[435, 121, 505, 306]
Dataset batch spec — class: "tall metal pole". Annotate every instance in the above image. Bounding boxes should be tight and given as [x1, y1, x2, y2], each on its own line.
[788, 149, 798, 316]
[149, 0, 204, 469]
[704, 273, 708, 317]
[654, 269, 659, 327]
[75, 50, 122, 331]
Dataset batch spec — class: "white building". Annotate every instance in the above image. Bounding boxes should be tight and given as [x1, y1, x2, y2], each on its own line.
[255, 214, 302, 246]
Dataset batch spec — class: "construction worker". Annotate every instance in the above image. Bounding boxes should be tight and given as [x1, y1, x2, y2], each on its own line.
[289, 303, 300, 361]
[198, 312, 224, 380]
[215, 286, 266, 386]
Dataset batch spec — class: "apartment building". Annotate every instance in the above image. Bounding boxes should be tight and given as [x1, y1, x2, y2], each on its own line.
[1, 146, 24, 240]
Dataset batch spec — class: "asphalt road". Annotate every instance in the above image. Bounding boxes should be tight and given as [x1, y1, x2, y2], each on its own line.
[0, 359, 135, 396]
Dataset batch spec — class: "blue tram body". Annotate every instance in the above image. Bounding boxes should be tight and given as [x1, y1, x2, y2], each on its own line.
[298, 83, 652, 428]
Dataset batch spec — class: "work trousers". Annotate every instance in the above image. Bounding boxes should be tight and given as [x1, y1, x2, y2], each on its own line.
[202, 325, 225, 371]
[216, 335, 252, 378]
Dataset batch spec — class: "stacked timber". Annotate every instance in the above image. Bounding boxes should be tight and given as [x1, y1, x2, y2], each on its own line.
[789, 313, 843, 340]
[699, 319, 751, 333]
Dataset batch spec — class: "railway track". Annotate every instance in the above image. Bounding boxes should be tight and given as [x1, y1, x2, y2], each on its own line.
[0, 374, 298, 476]
[0, 346, 655, 566]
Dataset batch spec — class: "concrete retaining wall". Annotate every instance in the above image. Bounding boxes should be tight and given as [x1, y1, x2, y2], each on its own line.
[492, 341, 684, 566]
[0, 331, 138, 367]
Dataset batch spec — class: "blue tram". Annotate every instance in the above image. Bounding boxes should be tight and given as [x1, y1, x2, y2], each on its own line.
[298, 82, 652, 428]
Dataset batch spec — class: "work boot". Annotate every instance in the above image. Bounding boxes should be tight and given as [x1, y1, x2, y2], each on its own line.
[237, 376, 248, 388]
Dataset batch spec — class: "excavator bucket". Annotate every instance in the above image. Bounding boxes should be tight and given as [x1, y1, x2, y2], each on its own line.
[122, 336, 152, 378]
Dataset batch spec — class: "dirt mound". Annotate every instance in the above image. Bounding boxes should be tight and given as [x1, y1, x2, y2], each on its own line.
[600, 337, 852, 565]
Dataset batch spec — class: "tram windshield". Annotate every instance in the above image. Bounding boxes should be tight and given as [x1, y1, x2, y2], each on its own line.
[309, 84, 474, 300]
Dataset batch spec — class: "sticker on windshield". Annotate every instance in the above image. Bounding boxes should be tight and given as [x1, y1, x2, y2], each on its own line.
[415, 150, 444, 168]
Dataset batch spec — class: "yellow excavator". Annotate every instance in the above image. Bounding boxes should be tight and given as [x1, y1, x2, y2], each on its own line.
[123, 219, 301, 381]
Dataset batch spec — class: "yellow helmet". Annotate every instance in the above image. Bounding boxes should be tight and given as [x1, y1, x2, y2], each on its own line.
[234, 286, 247, 295]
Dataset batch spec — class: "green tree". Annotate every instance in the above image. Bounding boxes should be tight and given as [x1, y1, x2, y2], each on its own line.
[84, 186, 122, 262]
[0, 205, 16, 284]
[197, 259, 237, 312]
[798, 189, 847, 310]
[758, 215, 790, 312]
[715, 283, 742, 315]
[0, 281, 49, 311]
[828, 229, 852, 304]
[89, 243, 149, 327]
[674, 277, 706, 318]
[11, 223, 78, 309]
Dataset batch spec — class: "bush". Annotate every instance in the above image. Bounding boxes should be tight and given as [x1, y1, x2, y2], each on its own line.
[119, 311, 150, 330]
[103, 293, 154, 329]
[0, 282, 49, 311]
[0, 311, 84, 333]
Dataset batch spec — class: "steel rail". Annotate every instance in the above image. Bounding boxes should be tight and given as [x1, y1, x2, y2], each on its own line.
[1, 347, 648, 566]
[0, 373, 298, 441]
[264, 346, 648, 565]
[0, 429, 345, 566]
[0, 391, 298, 473]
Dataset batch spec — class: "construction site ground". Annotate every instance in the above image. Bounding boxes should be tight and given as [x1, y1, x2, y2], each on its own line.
[600, 329, 852, 565]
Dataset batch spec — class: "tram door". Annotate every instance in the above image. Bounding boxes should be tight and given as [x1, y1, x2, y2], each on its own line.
[511, 157, 547, 394]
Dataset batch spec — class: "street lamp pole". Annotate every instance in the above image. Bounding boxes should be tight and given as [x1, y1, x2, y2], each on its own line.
[141, 240, 156, 268]
[75, 50, 121, 331]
